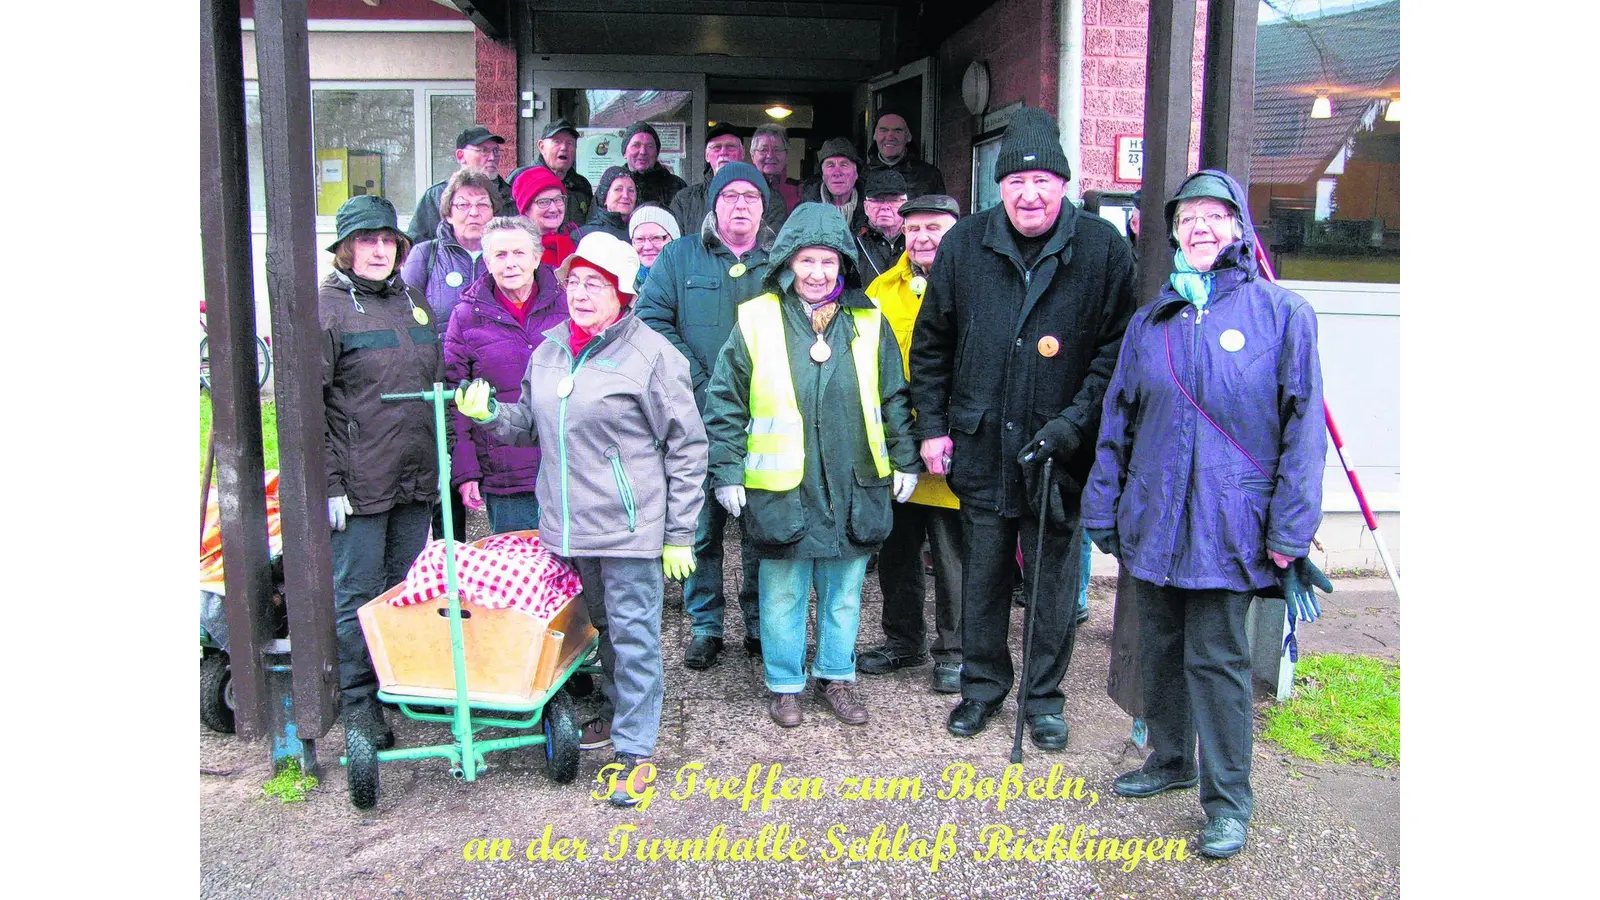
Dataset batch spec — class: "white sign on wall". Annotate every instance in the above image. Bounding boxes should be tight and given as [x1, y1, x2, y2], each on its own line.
[1115, 135, 1143, 183]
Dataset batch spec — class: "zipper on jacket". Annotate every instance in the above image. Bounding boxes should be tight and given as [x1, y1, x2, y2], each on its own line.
[604, 444, 638, 533]
[557, 341, 601, 556]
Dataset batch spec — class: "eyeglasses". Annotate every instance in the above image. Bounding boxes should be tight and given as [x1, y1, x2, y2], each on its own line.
[466, 144, 503, 157]
[566, 276, 613, 293]
[717, 191, 764, 207]
[450, 201, 494, 214]
[1177, 211, 1232, 231]
[632, 234, 670, 247]
[864, 196, 906, 206]
[530, 197, 565, 210]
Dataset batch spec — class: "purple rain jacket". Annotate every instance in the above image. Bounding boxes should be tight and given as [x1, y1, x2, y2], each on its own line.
[400, 220, 491, 335]
[441, 269, 567, 494]
[1080, 169, 1326, 593]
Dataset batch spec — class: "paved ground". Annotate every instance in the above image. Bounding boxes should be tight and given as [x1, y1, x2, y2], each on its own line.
[200, 521, 1400, 898]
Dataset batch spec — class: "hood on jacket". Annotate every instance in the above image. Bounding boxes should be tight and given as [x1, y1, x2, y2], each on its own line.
[593, 165, 634, 212]
[761, 201, 862, 294]
[1163, 169, 1259, 277]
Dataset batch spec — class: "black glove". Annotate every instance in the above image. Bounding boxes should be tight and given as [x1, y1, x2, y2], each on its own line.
[1020, 462, 1082, 531]
[1085, 527, 1120, 558]
[1018, 418, 1084, 471]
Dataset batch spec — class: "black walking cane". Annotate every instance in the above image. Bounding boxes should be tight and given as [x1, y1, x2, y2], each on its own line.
[1011, 457, 1052, 765]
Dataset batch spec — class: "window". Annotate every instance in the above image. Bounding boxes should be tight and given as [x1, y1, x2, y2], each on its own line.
[1251, 0, 1399, 283]
[243, 81, 474, 225]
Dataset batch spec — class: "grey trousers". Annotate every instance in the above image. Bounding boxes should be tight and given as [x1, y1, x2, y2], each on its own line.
[1133, 578, 1254, 822]
[570, 556, 664, 758]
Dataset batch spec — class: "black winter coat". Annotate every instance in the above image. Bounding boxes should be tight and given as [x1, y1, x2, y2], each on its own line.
[909, 204, 1137, 517]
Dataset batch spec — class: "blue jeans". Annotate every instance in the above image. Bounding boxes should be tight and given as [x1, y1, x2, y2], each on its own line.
[683, 483, 760, 640]
[485, 491, 539, 534]
[759, 554, 869, 693]
[1077, 530, 1092, 616]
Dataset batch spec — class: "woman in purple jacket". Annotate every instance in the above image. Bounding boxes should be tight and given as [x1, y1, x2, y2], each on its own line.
[1080, 170, 1331, 860]
[443, 217, 567, 533]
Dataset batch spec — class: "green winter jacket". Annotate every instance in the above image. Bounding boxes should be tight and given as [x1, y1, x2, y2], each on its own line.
[633, 218, 775, 411]
[703, 202, 920, 559]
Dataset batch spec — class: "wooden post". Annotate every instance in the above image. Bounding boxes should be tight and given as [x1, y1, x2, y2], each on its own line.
[1136, 0, 1198, 307]
[200, 0, 275, 739]
[1200, 0, 1259, 185]
[254, 0, 341, 744]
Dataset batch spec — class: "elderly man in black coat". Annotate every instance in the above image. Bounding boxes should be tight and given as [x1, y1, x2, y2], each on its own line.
[909, 107, 1136, 751]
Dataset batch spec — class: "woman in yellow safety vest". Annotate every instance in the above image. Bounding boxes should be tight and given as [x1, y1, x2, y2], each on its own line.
[702, 202, 922, 730]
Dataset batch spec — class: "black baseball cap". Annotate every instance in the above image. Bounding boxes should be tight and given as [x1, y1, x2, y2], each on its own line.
[705, 122, 742, 145]
[898, 194, 961, 218]
[862, 169, 910, 199]
[456, 125, 506, 149]
[542, 118, 579, 140]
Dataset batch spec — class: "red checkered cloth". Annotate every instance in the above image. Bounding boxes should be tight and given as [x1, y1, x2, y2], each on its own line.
[391, 533, 584, 619]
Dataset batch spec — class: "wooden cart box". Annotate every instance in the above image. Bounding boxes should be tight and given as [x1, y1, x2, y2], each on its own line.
[357, 532, 595, 706]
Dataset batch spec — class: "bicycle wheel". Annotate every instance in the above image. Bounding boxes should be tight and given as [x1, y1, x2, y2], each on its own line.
[199, 336, 211, 391]
[255, 336, 272, 388]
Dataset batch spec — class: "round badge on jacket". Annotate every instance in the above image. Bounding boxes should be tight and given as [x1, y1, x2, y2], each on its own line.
[556, 376, 574, 399]
[412, 307, 429, 325]
[445, 271, 464, 288]
[810, 334, 832, 363]
[1037, 335, 1060, 358]
[909, 275, 927, 296]
[729, 263, 747, 278]
[1219, 329, 1246, 352]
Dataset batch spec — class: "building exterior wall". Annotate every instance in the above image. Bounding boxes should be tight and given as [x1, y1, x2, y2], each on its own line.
[1077, 0, 1207, 193]
[934, 0, 1062, 210]
[242, 31, 473, 80]
[475, 31, 521, 170]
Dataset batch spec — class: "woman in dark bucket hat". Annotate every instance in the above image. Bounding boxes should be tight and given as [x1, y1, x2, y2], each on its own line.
[1080, 170, 1332, 860]
[319, 194, 445, 751]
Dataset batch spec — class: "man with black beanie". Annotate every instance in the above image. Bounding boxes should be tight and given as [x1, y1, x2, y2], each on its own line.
[909, 106, 1137, 751]
[622, 121, 689, 207]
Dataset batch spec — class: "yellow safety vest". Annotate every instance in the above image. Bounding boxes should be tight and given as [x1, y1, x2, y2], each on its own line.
[737, 293, 891, 491]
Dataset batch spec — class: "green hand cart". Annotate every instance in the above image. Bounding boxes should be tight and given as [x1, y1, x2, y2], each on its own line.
[340, 382, 600, 810]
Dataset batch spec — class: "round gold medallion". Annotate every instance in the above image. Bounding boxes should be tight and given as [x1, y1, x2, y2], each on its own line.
[809, 335, 832, 363]
[1037, 335, 1060, 358]
[909, 275, 927, 296]
[728, 262, 747, 278]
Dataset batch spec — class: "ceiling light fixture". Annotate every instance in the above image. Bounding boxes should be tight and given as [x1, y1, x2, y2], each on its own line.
[1310, 92, 1332, 119]
[765, 105, 793, 120]
[1384, 93, 1400, 122]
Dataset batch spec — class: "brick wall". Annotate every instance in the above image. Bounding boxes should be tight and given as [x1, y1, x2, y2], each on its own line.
[935, 0, 1062, 211]
[475, 30, 520, 169]
[1079, 0, 1208, 194]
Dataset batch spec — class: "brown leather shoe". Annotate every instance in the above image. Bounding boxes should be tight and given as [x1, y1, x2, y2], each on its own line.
[815, 679, 869, 725]
[768, 692, 803, 727]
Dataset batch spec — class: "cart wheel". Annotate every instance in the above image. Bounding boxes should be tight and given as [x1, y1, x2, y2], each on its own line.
[542, 689, 580, 785]
[200, 654, 235, 734]
[346, 728, 380, 810]
[565, 671, 596, 698]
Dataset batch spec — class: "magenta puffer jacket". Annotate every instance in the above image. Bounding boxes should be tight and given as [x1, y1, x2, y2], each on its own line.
[442, 270, 567, 494]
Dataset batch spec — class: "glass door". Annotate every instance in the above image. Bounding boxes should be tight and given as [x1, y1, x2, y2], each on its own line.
[527, 71, 708, 185]
[867, 57, 937, 167]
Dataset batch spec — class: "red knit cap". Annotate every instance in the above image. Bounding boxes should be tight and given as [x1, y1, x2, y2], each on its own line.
[512, 166, 566, 215]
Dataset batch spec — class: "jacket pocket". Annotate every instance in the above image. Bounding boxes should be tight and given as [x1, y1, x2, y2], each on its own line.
[343, 329, 399, 350]
[744, 488, 804, 546]
[408, 325, 439, 345]
[604, 444, 638, 533]
[846, 473, 893, 546]
[945, 401, 986, 498]
[682, 274, 724, 326]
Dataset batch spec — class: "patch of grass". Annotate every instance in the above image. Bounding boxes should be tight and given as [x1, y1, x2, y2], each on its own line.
[201, 392, 279, 472]
[1262, 652, 1399, 768]
[261, 758, 319, 803]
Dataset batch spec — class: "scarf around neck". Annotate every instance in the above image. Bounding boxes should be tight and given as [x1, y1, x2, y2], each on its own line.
[1169, 249, 1214, 309]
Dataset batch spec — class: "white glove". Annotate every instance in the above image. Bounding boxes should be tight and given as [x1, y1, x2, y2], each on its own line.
[892, 471, 918, 503]
[328, 495, 354, 531]
[715, 484, 746, 518]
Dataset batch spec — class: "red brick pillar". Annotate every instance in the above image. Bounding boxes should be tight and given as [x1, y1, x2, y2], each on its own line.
[475, 30, 519, 168]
